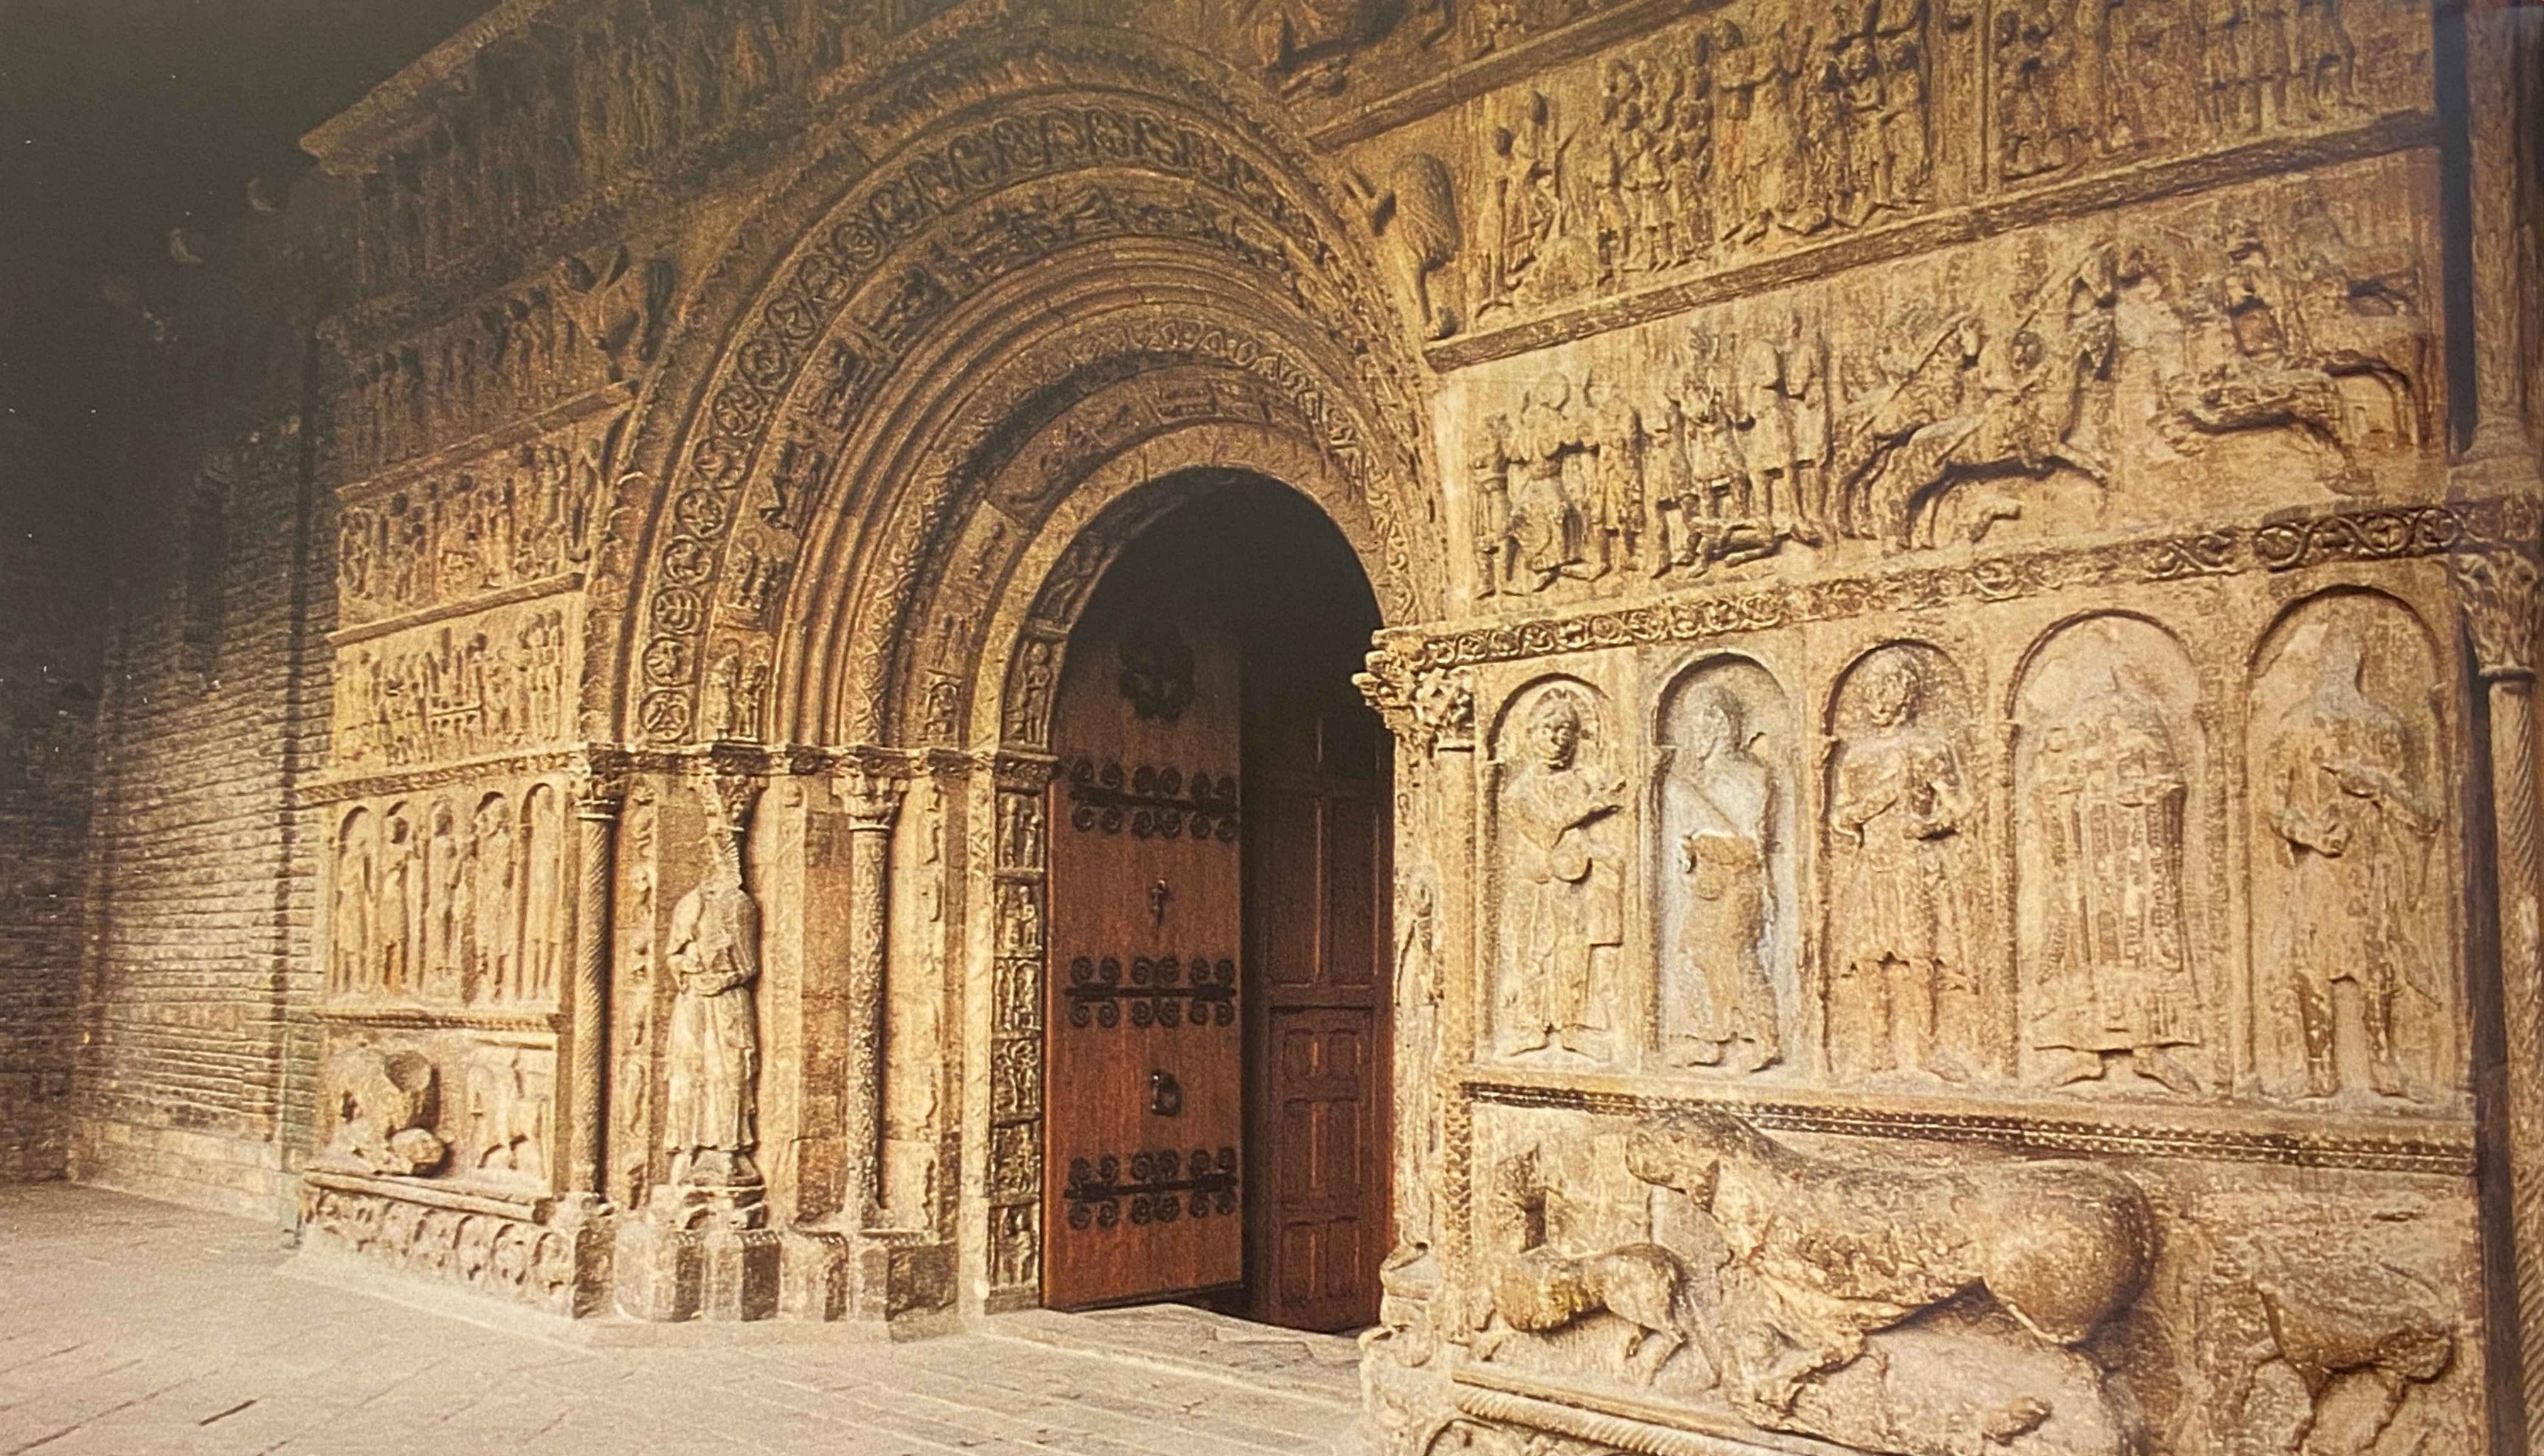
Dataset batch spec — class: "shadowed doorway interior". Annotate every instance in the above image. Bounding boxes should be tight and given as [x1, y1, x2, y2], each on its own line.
[1040, 471, 1392, 1333]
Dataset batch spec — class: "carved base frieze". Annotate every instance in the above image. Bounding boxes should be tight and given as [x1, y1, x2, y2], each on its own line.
[299, 1174, 608, 1319]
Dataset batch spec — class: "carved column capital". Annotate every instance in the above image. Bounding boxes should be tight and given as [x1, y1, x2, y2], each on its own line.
[569, 748, 633, 821]
[686, 760, 764, 845]
[836, 761, 908, 830]
[2455, 549, 2543, 683]
[1356, 646, 1474, 756]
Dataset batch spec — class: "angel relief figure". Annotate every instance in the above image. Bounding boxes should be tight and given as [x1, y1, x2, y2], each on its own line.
[1498, 690, 1626, 1061]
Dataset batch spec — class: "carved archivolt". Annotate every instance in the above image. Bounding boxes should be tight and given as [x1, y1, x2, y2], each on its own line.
[596, 28, 1442, 750]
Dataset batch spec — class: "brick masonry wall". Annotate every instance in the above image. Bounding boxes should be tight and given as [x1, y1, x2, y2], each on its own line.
[70, 409, 328, 1223]
[0, 418, 103, 1183]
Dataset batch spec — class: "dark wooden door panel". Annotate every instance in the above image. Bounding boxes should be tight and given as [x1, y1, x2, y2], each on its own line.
[1043, 608, 1244, 1310]
[1246, 671, 1390, 1332]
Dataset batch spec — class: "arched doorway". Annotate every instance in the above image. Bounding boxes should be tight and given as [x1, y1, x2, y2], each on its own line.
[1040, 472, 1391, 1332]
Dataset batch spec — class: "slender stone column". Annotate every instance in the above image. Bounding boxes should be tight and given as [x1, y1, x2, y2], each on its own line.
[837, 762, 905, 1229]
[566, 756, 628, 1205]
[2459, 548, 2544, 1445]
[2458, 0, 2539, 466]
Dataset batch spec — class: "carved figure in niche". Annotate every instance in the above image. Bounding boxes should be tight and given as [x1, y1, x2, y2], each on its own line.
[1662, 686, 1779, 1072]
[1621, 1110, 2150, 1443]
[380, 806, 418, 998]
[427, 799, 466, 999]
[663, 796, 764, 1211]
[1504, 376, 1588, 590]
[522, 786, 563, 1003]
[1248, 0, 1396, 94]
[2029, 673, 2204, 1094]
[1470, 413, 1517, 597]
[706, 643, 770, 741]
[999, 792, 1044, 870]
[2263, 625, 2440, 1100]
[1838, 248, 2119, 548]
[1994, 0, 2074, 181]
[1498, 689, 1626, 1060]
[1008, 637, 1056, 742]
[1392, 872, 1441, 1257]
[1827, 653, 1978, 1083]
[333, 809, 377, 997]
[469, 793, 516, 1003]
[321, 1044, 446, 1176]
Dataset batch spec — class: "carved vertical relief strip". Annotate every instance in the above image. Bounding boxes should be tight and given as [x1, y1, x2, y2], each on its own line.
[565, 759, 624, 1205]
[2457, 0, 2538, 465]
[2458, 549, 2544, 1449]
[839, 763, 905, 1230]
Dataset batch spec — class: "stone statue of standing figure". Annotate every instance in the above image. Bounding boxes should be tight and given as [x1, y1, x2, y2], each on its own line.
[1665, 686, 1780, 1073]
[662, 778, 765, 1225]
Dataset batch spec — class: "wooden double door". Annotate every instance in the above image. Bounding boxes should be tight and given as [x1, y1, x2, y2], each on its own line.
[1042, 582, 1389, 1331]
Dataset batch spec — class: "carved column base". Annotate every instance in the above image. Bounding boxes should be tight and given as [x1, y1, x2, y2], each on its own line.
[778, 1227, 851, 1321]
[613, 1219, 782, 1321]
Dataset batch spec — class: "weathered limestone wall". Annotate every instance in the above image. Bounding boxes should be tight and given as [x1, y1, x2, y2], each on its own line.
[67, 0, 2544, 1452]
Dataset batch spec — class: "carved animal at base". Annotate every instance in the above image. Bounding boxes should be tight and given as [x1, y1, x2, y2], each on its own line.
[1625, 1110, 2152, 1412]
[2245, 1266, 2455, 1454]
[1481, 1242, 1688, 1379]
[322, 1045, 447, 1176]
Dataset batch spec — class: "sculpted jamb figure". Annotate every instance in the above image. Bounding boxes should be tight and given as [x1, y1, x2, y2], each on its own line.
[1664, 686, 1779, 1072]
[1828, 655, 1977, 1082]
[2029, 672, 2204, 1093]
[1499, 690, 1626, 1060]
[2265, 628, 2441, 1101]
[661, 788, 766, 1222]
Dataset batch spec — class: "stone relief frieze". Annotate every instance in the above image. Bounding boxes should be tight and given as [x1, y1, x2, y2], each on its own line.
[335, 407, 619, 628]
[1459, 1102, 2478, 1456]
[1361, 0, 2427, 343]
[1439, 153, 2438, 608]
[333, 597, 578, 775]
[326, 775, 572, 1013]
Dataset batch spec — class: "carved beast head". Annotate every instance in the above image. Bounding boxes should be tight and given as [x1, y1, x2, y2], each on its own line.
[1626, 1109, 1778, 1207]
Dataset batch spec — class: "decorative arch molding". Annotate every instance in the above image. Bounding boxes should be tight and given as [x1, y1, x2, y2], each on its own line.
[592, 22, 1442, 750]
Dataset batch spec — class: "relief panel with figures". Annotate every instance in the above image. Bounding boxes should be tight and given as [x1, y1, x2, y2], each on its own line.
[332, 595, 580, 774]
[1438, 149, 2441, 607]
[1342, 0, 2430, 340]
[325, 773, 574, 1012]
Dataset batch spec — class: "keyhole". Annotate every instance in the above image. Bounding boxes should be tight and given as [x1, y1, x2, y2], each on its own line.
[1149, 1068, 1183, 1117]
[1149, 879, 1171, 929]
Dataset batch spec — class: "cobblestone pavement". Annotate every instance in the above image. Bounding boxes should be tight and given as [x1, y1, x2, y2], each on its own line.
[0, 1186, 1365, 1456]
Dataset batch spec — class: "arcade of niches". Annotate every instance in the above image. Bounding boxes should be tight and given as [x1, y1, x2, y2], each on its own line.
[76, 0, 2544, 1453]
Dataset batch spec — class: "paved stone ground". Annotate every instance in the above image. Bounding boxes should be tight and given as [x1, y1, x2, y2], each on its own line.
[0, 1186, 1365, 1456]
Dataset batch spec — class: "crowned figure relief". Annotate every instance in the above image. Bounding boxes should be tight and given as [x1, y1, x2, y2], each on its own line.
[1499, 690, 1626, 1060]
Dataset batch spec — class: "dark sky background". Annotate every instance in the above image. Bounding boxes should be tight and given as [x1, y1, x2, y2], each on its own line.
[0, 0, 493, 570]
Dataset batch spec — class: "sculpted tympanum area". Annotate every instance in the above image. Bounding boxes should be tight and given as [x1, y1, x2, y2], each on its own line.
[35, 0, 2544, 1453]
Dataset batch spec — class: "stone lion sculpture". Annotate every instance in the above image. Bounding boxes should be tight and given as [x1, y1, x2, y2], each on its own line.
[322, 1045, 446, 1176]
